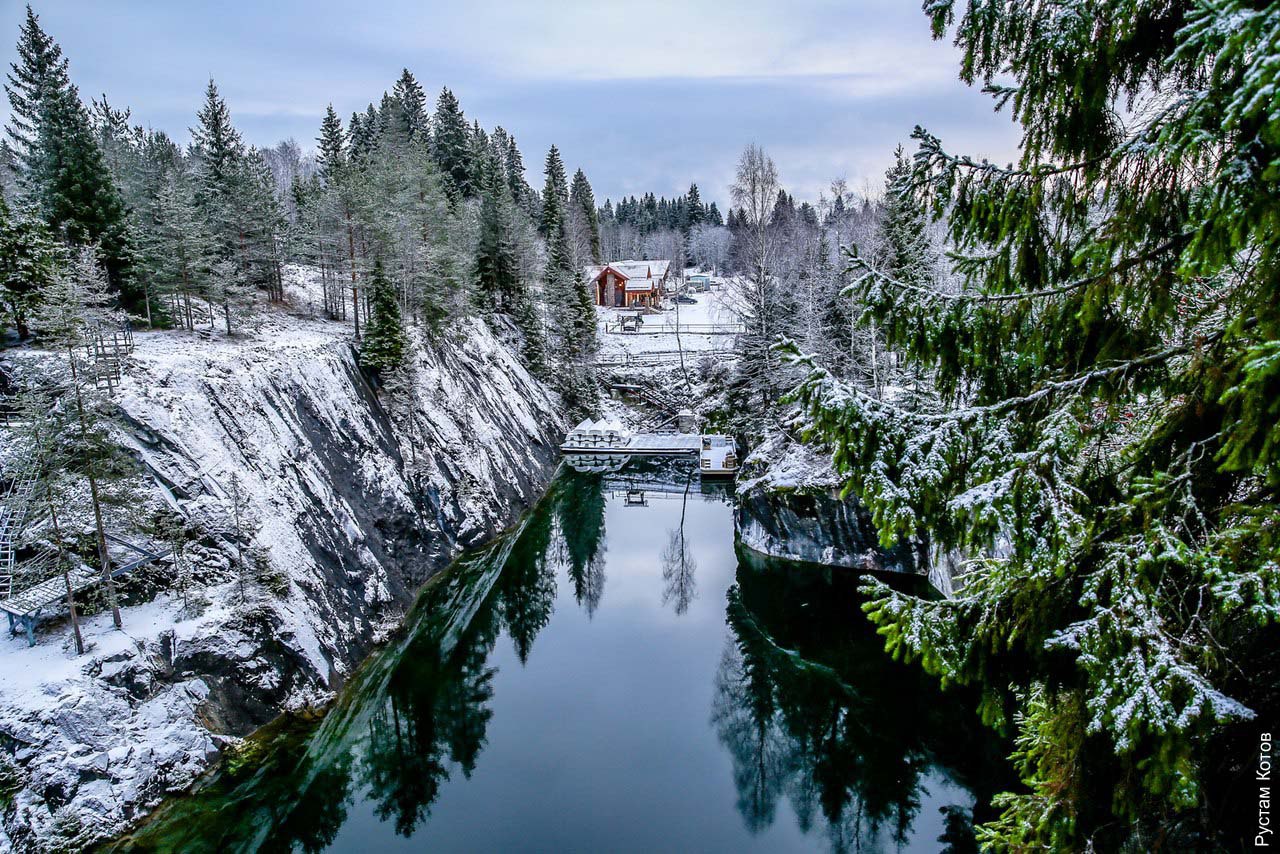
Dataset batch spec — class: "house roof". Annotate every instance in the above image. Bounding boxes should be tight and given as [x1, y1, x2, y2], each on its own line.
[583, 259, 672, 285]
[612, 259, 671, 280]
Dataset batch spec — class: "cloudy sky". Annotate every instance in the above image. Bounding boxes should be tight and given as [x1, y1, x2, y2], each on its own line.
[0, 0, 1022, 208]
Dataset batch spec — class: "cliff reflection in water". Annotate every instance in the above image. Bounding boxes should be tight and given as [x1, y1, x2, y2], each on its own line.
[117, 463, 1004, 853]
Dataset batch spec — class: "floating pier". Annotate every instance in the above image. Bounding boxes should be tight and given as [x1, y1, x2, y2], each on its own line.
[562, 432, 703, 456]
[561, 419, 739, 474]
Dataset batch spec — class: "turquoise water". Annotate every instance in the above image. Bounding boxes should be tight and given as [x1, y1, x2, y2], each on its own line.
[119, 463, 1005, 853]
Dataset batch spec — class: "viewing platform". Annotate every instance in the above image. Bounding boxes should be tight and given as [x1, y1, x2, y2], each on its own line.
[561, 418, 739, 475]
[0, 534, 168, 646]
[562, 432, 702, 456]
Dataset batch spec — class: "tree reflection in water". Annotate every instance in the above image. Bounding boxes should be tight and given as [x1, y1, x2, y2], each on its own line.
[713, 550, 1006, 853]
[115, 470, 608, 853]
[556, 467, 608, 616]
[359, 468, 606, 836]
[661, 466, 698, 615]
[113, 467, 1005, 854]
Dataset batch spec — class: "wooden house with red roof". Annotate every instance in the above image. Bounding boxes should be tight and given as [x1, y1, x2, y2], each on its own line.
[584, 259, 672, 308]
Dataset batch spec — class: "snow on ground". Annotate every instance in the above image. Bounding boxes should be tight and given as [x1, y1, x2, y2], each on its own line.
[0, 265, 565, 849]
[0, 591, 239, 850]
[591, 273, 843, 495]
[595, 281, 742, 363]
[737, 430, 842, 494]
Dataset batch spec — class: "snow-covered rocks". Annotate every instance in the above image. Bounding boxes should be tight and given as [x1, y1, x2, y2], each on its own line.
[0, 289, 564, 849]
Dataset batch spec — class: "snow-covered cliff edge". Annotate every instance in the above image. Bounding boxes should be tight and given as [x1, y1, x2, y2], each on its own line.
[0, 305, 563, 850]
[733, 432, 928, 577]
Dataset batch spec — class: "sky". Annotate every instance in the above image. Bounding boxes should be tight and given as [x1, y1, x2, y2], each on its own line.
[0, 0, 1023, 210]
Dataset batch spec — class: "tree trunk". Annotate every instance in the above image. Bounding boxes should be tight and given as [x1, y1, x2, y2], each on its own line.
[869, 319, 880, 399]
[347, 222, 360, 339]
[48, 504, 84, 655]
[67, 348, 122, 630]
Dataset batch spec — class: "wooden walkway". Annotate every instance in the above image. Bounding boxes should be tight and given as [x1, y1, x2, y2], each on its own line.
[1, 534, 168, 646]
[0, 325, 158, 644]
[603, 321, 744, 336]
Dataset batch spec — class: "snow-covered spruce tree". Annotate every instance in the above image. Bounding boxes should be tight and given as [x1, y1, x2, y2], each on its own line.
[391, 68, 429, 147]
[467, 120, 490, 198]
[0, 194, 63, 338]
[684, 183, 705, 230]
[539, 144, 569, 237]
[568, 168, 602, 264]
[191, 80, 284, 310]
[474, 148, 544, 372]
[90, 110, 182, 330]
[504, 133, 537, 218]
[239, 149, 286, 302]
[144, 166, 215, 331]
[782, 2, 1280, 848]
[4, 7, 134, 304]
[4, 5, 66, 180]
[360, 258, 408, 374]
[206, 258, 254, 335]
[361, 92, 467, 333]
[430, 87, 472, 201]
[541, 146, 599, 413]
[317, 104, 345, 180]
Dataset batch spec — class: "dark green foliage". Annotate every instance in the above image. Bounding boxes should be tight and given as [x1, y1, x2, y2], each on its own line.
[0, 195, 63, 337]
[430, 88, 471, 200]
[539, 144, 568, 238]
[347, 108, 375, 163]
[4, 5, 65, 177]
[191, 80, 241, 189]
[4, 7, 134, 303]
[602, 184, 714, 235]
[555, 468, 606, 614]
[541, 146, 598, 413]
[190, 81, 284, 302]
[568, 168, 601, 263]
[391, 69, 429, 145]
[474, 149, 543, 372]
[316, 104, 346, 182]
[685, 183, 704, 228]
[786, 1, 1280, 847]
[360, 259, 408, 372]
[140, 165, 212, 331]
[713, 553, 1006, 849]
[502, 133, 537, 218]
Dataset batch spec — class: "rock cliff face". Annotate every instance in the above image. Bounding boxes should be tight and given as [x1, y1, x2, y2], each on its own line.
[0, 310, 564, 850]
[735, 489, 925, 576]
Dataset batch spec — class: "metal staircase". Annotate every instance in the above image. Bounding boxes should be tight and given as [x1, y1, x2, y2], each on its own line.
[0, 323, 167, 645]
[0, 467, 38, 602]
[82, 323, 134, 393]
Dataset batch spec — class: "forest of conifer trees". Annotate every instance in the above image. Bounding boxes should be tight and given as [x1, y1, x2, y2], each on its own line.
[0, 1, 1277, 851]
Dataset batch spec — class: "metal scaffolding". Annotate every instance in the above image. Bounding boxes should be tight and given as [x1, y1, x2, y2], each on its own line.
[81, 322, 135, 393]
[0, 322, 167, 646]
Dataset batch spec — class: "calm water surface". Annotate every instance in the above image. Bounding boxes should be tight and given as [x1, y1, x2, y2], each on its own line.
[121, 462, 1005, 853]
